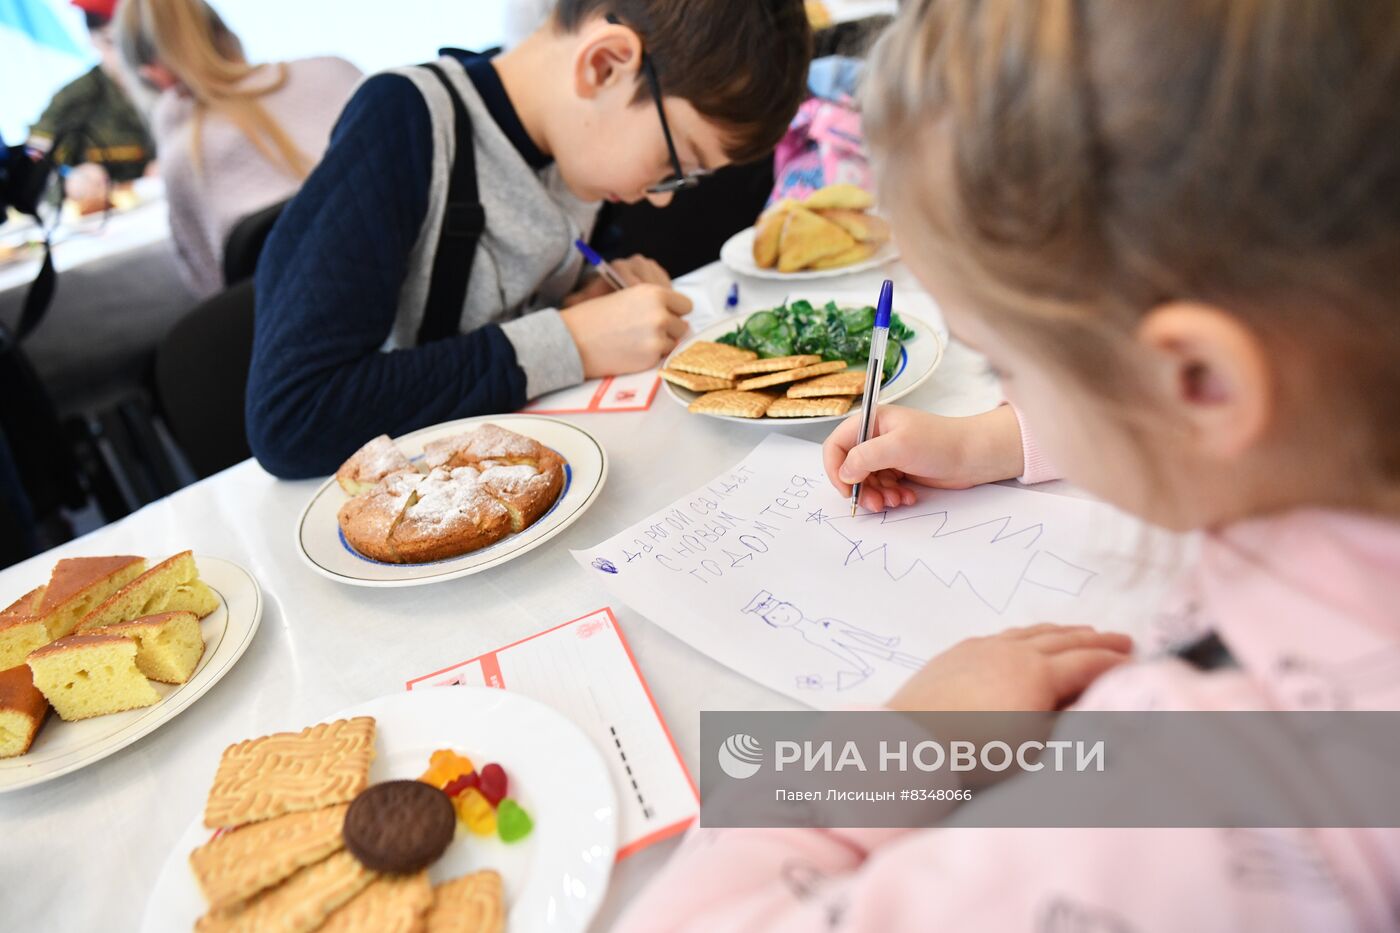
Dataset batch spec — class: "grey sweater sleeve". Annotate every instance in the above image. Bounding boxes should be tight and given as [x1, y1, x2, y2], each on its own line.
[498, 307, 585, 399]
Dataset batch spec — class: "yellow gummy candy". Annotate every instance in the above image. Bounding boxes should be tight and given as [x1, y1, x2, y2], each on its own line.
[455, 787, 497, 837]
[419, 748, 476, 789]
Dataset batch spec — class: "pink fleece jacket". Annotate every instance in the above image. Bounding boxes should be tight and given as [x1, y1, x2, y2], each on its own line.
[616, 426, 1400, 933]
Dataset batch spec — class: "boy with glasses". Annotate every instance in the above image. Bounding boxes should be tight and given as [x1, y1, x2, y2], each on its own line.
[249, 1, 812, 478]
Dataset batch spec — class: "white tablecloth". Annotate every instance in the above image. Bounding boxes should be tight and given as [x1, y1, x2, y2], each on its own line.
[0, 260, 1002, 931]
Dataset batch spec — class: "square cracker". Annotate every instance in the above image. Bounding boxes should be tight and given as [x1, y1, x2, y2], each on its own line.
[786, 371, 867, 397]
[321, 872, 433, 933]
[729, 354, 821, 376]
[660, 369, 733, 392]
[426, 871, 505, 933]
[191, 804, 351, 911]
[204, 717, 376, 829]
[688, 390, 776, 419]
[669, 341, 757, 378]
[767, 397, 855, 418]
[195, 851, 376, 933]
[735, 361, 848, 391]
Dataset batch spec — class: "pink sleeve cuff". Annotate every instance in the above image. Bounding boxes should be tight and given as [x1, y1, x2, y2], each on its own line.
[1012, 406, 1061, 485]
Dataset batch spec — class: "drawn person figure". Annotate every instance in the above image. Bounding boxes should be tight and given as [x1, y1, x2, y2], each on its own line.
[742, 590, 926, 690]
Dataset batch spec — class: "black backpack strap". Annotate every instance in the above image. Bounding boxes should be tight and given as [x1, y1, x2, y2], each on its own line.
[417, 62, 487, 345]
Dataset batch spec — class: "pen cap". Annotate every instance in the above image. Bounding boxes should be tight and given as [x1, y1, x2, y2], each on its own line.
[574, 238, 604, 267]
[874, 279, 893, 329]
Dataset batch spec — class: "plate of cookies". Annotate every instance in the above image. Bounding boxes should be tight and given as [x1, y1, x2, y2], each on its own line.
[297, 417, 607, 587]
[661, 303, 943, 424]
[720, 184, 899, 280]
[0, 552, 261, 791]
[144, 687, 616, 933]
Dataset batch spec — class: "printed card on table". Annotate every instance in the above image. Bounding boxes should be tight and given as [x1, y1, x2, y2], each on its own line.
[522, 370, 661, 415]
[407, 608, 698, 858]
[574, 435, 1182, 710]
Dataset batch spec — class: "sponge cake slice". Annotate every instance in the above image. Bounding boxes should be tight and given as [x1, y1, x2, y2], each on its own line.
[0, 585, 50, 671]
[76, 551, 218, 634]
[31, 557, 146, 641]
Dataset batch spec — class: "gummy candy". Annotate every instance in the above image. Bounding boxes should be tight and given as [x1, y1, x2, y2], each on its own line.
[478, 763, 508, 807]
[419, 749, 475, 789]
[497, 798, 533, 843]
[442, 771, 479, 798]
[455, 787, 497, 836]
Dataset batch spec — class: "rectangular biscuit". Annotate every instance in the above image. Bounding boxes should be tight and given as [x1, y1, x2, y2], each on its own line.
[320, 872, 433, 933]
[735, 360, 849, 391]
[196, 851, 376, 933]
[660, 369, 733, 392]
[728, 354, 821, 376]
[786, 372, 867, 397]
[204, 717, 376, 829]
[190, 804, 350, 911]
[687, 390, 777, 419]
[425, 871, 505, 933]
[766, 397, 855, 418]
[669, 341, 757, 378]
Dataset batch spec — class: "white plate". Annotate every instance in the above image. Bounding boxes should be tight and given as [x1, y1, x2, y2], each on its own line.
[664, 309, 945, 424]
[0, 556, 262, 793]
[296, 416, 608, 588]
[720, 225, 900, 280]
[143, 688, 618, 933]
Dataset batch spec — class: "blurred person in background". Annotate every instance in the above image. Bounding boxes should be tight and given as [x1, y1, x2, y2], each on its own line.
[27, 0, 157, 211]
[116, 0, 362, 297]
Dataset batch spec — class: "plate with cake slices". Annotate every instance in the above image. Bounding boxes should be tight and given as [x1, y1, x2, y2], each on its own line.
[143, 687, 617, 933]
[0, 552, 262, 791]
[297, 416, 608, 587]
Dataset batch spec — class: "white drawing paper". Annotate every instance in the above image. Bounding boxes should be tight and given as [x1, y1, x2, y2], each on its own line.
[573, 435, 1183, 708]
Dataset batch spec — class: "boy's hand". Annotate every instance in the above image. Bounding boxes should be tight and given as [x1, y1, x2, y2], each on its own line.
[889, 625, 1133, 712]
[562, 254, 671, 307]
[823, 405, 1026, 512]
[560, 284, 693, 378]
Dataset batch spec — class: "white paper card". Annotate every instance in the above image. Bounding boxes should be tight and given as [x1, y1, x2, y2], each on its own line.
[573, 435, 1179, 709]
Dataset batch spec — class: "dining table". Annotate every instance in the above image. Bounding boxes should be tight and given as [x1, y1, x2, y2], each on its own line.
[0, 257, 1008, 931]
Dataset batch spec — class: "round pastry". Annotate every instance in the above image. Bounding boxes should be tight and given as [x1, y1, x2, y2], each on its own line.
[342, 780, 456, 873]
[336, 435, 416, 496]
[337, 470, 424, 563]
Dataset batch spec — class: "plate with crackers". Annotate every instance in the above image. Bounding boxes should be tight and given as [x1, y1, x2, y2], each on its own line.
[720, 183, 899, 280]
[297, 417, 607, 588]
[661, 304, 943, 424]
[144, 687, 616, 933]
[0, 553, 261, 792]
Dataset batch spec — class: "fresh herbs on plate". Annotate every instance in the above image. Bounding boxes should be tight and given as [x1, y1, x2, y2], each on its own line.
[715, 300, 915, 381]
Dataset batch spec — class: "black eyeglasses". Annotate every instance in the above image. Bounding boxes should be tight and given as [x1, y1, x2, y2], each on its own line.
[606, 14, 710, 195]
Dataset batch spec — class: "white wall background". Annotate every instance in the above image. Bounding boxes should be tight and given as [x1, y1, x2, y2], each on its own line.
[3, 0, 522, 143]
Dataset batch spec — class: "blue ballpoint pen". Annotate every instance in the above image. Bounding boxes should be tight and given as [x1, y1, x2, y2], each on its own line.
[574, 238, 628, 291]
[851, 279, 894, 517]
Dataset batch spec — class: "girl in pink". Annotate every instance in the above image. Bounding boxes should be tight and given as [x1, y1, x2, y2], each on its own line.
[617, 1, 1400, 930]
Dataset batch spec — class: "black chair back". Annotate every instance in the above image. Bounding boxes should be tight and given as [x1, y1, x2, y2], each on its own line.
[222, 199, 288, 287]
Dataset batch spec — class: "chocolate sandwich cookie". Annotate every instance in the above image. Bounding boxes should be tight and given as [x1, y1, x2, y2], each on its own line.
[343, 780, 456, 873]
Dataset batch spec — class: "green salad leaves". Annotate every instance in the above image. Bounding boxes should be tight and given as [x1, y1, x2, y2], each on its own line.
[715, 300, 915, 381]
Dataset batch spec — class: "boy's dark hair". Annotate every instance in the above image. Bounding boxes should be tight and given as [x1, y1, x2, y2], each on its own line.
[555, 0, 812, 163]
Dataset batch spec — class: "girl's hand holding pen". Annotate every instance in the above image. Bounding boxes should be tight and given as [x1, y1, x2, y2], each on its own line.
[562, 253, 672, 306]
[824, 405, 1028, 512]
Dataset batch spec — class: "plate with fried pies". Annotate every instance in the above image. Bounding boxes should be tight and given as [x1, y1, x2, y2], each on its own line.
[662, 305, 944, 425]
[720, 183, 901, 280]
[296, 417, 607, 587]
[142, 687, 617, 933]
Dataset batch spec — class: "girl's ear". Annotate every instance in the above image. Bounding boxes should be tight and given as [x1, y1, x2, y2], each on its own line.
[571, 21, 643, 101]
[1136, 303, 1274, 461]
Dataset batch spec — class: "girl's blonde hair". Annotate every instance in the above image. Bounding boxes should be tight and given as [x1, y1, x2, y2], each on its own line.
[864, 0, 1400, 486]
[116, 0, 312, 179]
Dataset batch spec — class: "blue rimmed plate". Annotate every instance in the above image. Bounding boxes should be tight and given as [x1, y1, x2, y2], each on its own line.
[296, 416, 607, 587]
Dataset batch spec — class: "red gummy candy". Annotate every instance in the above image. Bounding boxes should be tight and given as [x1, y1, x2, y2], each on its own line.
[478, 763, 508, 807]
[443, 771, 479, 798]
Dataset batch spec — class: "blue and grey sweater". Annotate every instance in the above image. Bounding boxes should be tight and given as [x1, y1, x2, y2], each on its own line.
[248, 51, 598, 478]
